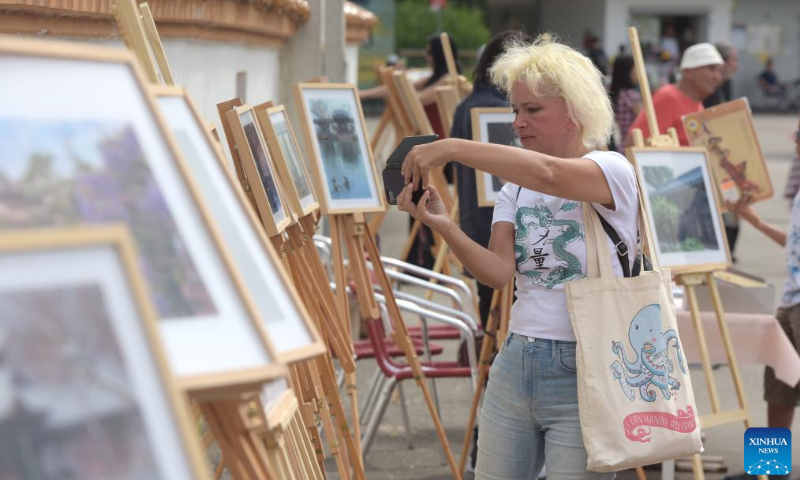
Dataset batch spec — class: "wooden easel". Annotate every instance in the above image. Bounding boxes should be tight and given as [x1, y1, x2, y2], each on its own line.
[217, 97, 368, 480]
[328, 212, 463, 480]
[292, 79, 463, 480]
[627, 26, 764, 480]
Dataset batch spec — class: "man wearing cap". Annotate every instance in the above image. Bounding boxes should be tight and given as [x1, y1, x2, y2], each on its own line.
[626, 43, 723, 146]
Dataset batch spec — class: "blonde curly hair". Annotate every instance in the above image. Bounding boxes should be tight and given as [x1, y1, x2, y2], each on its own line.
[489, 33, 613, 150]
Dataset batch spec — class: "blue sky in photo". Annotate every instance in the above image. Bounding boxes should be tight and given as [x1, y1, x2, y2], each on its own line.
[0, 119, 117, 180]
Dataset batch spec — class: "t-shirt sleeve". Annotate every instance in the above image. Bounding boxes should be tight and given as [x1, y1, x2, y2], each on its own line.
[492, 182, 518, 226]
[583, 151, 639, 258]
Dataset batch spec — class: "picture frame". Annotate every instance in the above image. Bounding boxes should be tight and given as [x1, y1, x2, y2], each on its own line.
[0, 37, 281, 391]
[682, 98, 774, 208]
[256, 104, 321, 218]
[151, 86, 326, 365]
[471, 107, 519, 207]
[293, 83, 385, 214]
[0, 225, 210, 480]
[628, 146, 732, 274]
[226, 104, 292, 236]
[391, 71, 434, 135]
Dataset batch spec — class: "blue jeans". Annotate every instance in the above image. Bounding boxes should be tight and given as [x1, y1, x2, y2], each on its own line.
[475, 333, 616, 480]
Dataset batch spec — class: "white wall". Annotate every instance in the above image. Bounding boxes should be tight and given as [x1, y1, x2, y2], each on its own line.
[604, 0, 732, 57]
[730, 0, 800, 102]
[345, 44, 359, 86]
[162, 39, 280, 125]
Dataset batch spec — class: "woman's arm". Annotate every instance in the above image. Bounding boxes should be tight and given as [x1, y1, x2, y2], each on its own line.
[396, 184, 516, 289]
[416, 76, 448, 106]
[728, 201, 786, 247]
[402, 138, 615, 207]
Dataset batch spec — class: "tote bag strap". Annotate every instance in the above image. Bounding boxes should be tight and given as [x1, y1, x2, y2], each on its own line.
[582, 169, 661, 279]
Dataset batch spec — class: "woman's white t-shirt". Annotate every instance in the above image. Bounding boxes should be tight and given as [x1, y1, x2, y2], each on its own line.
[492, 150, 639, 341]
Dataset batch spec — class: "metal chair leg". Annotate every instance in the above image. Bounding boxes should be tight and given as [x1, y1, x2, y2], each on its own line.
[397, 382, 414, 450]
[361, 376, 397, 457]
[361, 371, 386, 426]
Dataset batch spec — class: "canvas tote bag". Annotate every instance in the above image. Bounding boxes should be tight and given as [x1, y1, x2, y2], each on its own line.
[564, 197, 703, 472]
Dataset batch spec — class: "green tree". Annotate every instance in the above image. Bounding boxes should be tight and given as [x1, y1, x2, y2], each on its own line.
[650, 195, 680, 251]
[643, 166, 674, 189]
[396, 1, 490, 51]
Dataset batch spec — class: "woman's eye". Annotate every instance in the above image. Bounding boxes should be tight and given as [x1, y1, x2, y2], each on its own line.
[527, 107, 541, 114]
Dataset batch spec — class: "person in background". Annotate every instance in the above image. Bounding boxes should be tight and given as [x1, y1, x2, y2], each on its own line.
[625, 43, 723, 146]
[360, 33, 462, 269]
[725, 114, 800, 480]
[405, 34, 462, 268]
[704, 42, 742, 260]
[704, 42, 738, 107]
[608, 55, 642, 153]
[585, 35, 608, 77]
[449, 30, 533, 471]
[759, 58, 786, 95]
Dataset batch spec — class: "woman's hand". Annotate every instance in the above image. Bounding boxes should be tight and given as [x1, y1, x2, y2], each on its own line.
[396, 183, 452, 232]
[725, 194, 758, 225]
[401, 139, 454, 190]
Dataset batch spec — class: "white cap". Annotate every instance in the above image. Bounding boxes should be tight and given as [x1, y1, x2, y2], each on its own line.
[680, 43, 724, 70]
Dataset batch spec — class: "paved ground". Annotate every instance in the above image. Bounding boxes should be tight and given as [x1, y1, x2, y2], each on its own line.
[326, 113, 800, 480]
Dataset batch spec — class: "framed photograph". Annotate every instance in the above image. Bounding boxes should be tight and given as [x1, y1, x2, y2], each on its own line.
[471, 107, 520, 207]
[0, 37, 281, 390]
[226, 105, 292, 236]
[628, 147, 731, 274]
[0, 226, 209, 480]
[294, 83, 385, 214]
[256, 104, 320, 218]
[152, 86, 325, 364]
[682, 98, 774, 208]
[392, 71, 434, 135]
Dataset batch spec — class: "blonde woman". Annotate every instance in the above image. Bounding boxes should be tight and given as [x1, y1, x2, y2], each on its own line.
[397, 34, 639, 479]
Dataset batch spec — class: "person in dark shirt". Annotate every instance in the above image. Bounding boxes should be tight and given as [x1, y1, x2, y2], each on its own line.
[759, 58, 786, 95]
[453, 30, 532, 330]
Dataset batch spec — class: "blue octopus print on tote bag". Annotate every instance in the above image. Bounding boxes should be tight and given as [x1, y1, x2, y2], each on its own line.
[610, 304, 686, 402]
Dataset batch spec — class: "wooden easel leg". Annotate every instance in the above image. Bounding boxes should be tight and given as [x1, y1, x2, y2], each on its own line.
[361, 221, 463, 480]
[683, 281, 722, 413]
[705, 272, 753, 424]
[691, 453, 706, 480]
[317, 355, 368, 480]
[635, 466, 648, 480]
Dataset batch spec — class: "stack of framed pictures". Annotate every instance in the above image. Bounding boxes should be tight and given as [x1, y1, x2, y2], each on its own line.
[256, 104, 320, 219]
[471, 107, 520, 207]
[682, 98, 773, 206]
[152, 86, 326, 366]
[627, 147, 731, 274]
[226, 104, 293, 237]
[0, 226, 208, 480]
[0, 37, 289, 392]
[293, 83, 385, 215]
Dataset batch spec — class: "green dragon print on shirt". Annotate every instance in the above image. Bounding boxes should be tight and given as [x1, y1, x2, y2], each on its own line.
[515, 201, 585, 289]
